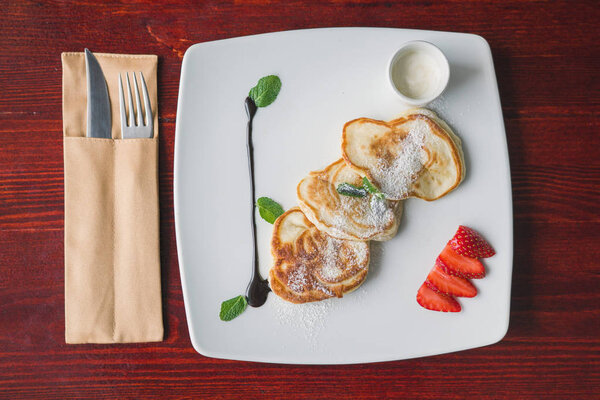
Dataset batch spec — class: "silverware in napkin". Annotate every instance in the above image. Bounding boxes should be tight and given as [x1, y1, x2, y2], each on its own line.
[84, 49, 112, 139]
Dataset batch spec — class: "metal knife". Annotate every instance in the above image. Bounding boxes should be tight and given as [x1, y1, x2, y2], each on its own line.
[85, 49, 112, 138]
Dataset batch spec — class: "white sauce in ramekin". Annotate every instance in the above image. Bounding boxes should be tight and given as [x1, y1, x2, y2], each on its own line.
[388, 41, 450, 106]
[391, 50, 441, 100]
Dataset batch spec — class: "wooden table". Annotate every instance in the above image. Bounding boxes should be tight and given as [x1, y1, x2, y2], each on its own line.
[1, 1, 598, 398]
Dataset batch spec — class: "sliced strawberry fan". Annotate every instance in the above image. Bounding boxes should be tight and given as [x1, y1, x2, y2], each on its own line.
[416, 225, 495, 312]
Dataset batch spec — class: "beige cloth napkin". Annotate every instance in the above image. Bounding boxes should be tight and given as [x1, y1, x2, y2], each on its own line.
[62, 52, 163, 343]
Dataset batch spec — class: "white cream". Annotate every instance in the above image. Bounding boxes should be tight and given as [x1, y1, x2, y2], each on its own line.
[391, 49, 442, 100]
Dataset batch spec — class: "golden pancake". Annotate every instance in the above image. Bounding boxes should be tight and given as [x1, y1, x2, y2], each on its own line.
[341, 108, 465, 201]
[269, 208, 369, 304]
[297, 159, 402, 241]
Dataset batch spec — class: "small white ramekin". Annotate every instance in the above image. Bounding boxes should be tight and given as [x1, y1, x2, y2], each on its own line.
[388, 41, 450, 106]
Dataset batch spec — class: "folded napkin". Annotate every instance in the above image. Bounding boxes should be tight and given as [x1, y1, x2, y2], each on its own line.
[62, 52, 163, 343]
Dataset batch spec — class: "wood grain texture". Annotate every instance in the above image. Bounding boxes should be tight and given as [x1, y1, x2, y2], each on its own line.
[0, 0, 599, 398]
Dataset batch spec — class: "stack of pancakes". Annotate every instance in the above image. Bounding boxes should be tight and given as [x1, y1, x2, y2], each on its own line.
[270, 108, 465, 303]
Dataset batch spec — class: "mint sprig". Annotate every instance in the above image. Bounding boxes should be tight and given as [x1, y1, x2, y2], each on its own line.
[362, 177, 386, 200]
[256, 197, 285, 224]
[336, 182, 367, 198]
[337, 178, 386, 199]
[249, 75, 281, 107]
[220, 295, 248, 321]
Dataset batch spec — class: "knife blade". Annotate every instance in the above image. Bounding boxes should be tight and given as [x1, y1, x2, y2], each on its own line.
[85, 49, 112, 138]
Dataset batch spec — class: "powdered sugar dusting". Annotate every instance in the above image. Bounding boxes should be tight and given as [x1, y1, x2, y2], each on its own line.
[429, 94, 469, 131]
[271, 238, 370, 346]
[372, 122, 426, 198]
[366, 196, 392, 228]
[274, 295, 333, 343]
[288, 264, 309, 293]
[331, 194, 395, 238]
[429, 94, 448, 116]
[314, 279, 335, 296]
[352, 239, 369, 266]
[284, 231, 368, 299]
[272, 282, 370, 346]
[320, 236, 344, 280]
[320, 235, 368, 281]
[288, 264, 335, 296]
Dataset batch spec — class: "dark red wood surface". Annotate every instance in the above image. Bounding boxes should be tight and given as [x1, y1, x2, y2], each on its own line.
[1, 0, 598, 398]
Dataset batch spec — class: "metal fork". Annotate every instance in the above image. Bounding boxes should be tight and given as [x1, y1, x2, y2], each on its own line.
[118, 72, 153, 138]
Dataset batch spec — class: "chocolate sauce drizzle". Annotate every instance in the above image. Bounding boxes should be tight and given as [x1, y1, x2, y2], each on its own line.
[244, 97, 271, 307]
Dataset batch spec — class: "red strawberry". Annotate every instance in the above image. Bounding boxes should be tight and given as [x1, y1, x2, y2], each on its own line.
[438, 245, 486, 279]
[426, 262, 477, 298]
[416, 282, 461, 312]
[448, 225, 495, 258]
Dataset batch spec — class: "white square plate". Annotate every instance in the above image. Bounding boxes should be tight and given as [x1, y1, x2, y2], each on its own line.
[174, 28, 512, 364]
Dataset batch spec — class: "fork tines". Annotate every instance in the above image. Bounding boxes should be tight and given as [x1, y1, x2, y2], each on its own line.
[118, 72, 153, 139]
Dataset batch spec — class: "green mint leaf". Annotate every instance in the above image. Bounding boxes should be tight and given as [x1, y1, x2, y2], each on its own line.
[256, 196, 285, 224]
[337, 182, 367, 198]
[220, 295, 248, 321]
[249, 75, 282, 107]
[362, 177, 386, 200]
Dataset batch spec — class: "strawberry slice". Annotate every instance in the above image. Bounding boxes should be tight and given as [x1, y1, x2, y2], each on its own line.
[438, 244, 486, 279]
[416, 282, 461, 312]
[426, 262, 477, 298]
[448, 225, 496, 258]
